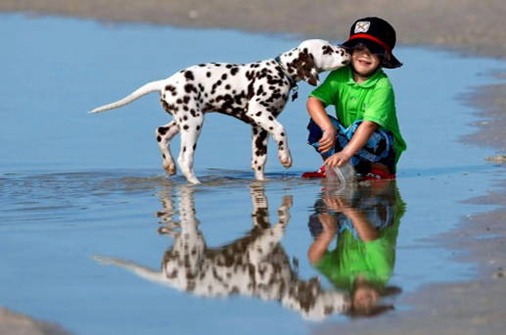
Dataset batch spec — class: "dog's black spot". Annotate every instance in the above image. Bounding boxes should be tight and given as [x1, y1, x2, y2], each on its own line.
[322, 45, 334, 55]
[254, 131, 268, 157]
[234, 91, 246, 105]
[245, 71, 254, 81]
[158, 127, 169, 135]
[221, 73, 228, 81]
[161, 100, 174, 113]
[165, 85, 177, 96]
[230, 67, 239, 76]
[206, 72, 211, 78]
[184, 71, 195, 80]
[184, 84, 196, 93]
[246, 84, 255, 100]
[156, 135, 161, 142]
[183, 124, 189, 130]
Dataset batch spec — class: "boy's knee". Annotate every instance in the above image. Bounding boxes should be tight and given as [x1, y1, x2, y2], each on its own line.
[307, 119, 323, 144]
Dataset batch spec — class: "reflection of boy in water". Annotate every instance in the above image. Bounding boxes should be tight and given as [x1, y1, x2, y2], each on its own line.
[307, 181, 405, 316]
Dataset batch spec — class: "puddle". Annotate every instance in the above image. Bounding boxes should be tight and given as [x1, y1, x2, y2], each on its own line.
[0, 14, 505, 335]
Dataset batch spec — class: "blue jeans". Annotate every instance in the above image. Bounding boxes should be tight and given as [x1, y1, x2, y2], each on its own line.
[307, 115, 396, 174]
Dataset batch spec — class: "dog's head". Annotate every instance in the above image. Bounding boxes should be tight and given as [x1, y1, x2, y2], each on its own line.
[287, 39, 350, 86]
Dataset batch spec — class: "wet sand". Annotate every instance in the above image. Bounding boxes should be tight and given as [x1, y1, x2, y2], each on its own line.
[1, 1, 505, 334]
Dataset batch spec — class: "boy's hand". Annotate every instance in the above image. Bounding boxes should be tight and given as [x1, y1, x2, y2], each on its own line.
[325, 151, 351, 167]
[318, 127, 336, 153]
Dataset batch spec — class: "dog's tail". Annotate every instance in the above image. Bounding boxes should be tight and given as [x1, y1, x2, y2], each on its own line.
[89, 79, 165, 114]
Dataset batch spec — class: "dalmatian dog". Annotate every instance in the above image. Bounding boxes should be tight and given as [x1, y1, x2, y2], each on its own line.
[94, 183, 350, 320]
[90, 39, 350, 184]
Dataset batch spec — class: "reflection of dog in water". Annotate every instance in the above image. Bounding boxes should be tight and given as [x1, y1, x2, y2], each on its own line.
[94, 183, 350, 320]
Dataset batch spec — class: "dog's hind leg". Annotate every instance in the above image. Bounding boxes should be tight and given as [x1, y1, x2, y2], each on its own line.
[251, 126, 269, 180]
[156, 121, 179, 175]
[177, 114, 204, 184]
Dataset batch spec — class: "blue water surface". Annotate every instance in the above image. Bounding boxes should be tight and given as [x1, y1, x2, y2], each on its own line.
[0, 14, 505, 335]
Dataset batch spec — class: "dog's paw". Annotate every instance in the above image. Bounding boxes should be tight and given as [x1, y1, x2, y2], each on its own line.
[279, 152, 293, 168]
[254, 171, 266, 181]
[163, 163, 177, 175]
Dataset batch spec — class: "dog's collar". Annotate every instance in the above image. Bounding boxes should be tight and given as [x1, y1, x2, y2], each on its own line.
[274, 56, 299, 101]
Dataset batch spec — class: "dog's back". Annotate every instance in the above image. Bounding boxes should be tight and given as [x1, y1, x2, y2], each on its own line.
[160, 60, 290, 118]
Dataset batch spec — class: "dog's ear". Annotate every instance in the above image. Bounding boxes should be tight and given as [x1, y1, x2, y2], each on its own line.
[295, 48, 319, 86]
[307, 69, 319, 86]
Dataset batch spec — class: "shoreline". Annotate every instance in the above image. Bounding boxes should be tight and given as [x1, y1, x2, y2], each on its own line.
[2, 1, 505, 334]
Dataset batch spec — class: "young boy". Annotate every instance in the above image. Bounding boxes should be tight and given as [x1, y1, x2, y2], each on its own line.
[303, 17, 406, 180]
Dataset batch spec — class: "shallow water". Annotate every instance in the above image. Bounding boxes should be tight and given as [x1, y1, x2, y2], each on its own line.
[1, 14, 505, 334]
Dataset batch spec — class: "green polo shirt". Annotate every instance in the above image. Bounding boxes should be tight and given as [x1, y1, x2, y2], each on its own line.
[315, 230, 394, 291]
[313, 188, 406, 291]
[310, 66, 406, 163]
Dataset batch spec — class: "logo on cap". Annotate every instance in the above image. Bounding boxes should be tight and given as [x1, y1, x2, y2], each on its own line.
[354, 21, 370, 33]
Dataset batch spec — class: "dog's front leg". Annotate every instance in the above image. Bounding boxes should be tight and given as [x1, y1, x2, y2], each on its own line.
[251, 126, 268, 180]
[247, 103, 292, 170]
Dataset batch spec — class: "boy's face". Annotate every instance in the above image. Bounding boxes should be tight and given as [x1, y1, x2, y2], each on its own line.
[351, 45, 382, 81]
[352, 285, 380, 314]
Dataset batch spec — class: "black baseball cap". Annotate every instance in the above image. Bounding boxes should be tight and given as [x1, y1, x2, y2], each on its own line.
[341, 17, 402, 69]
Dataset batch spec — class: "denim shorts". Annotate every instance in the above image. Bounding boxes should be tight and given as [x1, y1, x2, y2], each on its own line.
[307, 115, 396, 174]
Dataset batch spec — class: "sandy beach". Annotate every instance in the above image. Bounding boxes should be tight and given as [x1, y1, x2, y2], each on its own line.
[1, 1, 505, 334]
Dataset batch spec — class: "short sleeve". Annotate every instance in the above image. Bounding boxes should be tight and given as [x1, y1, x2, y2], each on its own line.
[309, 70, 342, 107]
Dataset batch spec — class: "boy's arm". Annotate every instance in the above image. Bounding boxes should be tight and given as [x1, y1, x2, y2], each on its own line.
[306, 97, 336, 153]
[325, 121, 378, 168]
[307, 213, 338, 264]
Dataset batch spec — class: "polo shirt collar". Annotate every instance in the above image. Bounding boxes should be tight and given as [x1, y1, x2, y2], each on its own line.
[346, 67, 384, 88]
